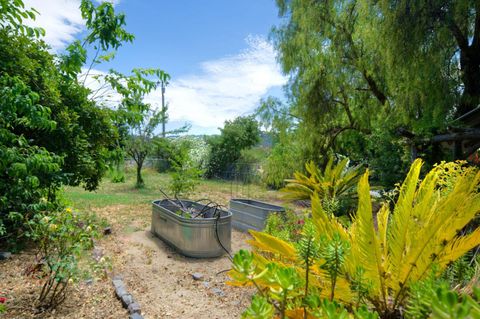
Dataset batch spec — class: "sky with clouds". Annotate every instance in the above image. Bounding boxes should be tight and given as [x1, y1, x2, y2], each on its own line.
[23, 0, 286, 135]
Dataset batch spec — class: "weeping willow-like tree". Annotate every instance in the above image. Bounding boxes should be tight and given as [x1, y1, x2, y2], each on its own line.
[272, 0, 480, 183]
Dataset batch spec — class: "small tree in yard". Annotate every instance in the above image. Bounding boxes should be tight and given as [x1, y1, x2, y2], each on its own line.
[106, 69, 170, 188]
[127, 110, 162, 188]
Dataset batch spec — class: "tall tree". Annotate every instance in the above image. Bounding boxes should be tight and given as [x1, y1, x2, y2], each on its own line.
[272, 0, 480, 184]
[0, 0, 134, 237]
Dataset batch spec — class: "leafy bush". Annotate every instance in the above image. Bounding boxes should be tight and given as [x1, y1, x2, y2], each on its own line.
[108, 166, 126, 183]
[0, 75, 63, 242]
[25, 208, 99, 310]
[168, 138, 203, 196]
[205, 116, 260, 179]
[106, 148, 126, 183]
[236, 147, 268, 184]
[261, 140, 302, 189]
[229, 159, 480, 318]
[366, 130, 411, 188]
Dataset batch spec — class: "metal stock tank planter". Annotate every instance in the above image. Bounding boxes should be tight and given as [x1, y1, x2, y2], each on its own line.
[229, 199, 285, 232]
[151, 199, 232, 258]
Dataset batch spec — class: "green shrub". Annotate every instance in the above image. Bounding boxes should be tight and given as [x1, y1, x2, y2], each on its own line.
[205, 116, 260, 179]
[261, 139, 302, 189]
[25, 208, 100, 310]
[430, 287, 480, 319]
[0, 75, 63, 243]
[108, 166, 125, 183]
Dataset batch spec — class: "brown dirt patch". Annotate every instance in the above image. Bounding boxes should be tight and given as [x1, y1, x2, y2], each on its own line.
[1, 202, 256, 318]
[0, 252, 127, 318]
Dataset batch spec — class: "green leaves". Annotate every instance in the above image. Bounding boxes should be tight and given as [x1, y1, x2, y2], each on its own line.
[430, 287, 480, 319]
[264, 264, 302, 296]
[282, 156, 364, 215]
[232, 249, 266, 281]
[80, 0, 134, 51]
[0, 0, 45, 38]
[27, 208, 102, 309]
[59, 41, 87, 79]
[242, 295, 275, 319]
[0, 75, 63, 239]
[205, 115, 260, 178]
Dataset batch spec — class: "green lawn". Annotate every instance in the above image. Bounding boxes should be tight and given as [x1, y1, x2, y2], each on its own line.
[64, 167, 283, 211]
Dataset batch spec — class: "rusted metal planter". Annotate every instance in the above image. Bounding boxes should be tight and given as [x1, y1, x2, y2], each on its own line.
[151, 199, 231, 258]
[229, 199, 285, 232]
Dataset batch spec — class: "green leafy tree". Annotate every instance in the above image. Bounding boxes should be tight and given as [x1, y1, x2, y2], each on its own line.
[256, 96, 302, 189]
[0, 75, 62, 239]
[0, 0, 134, 242]
[105, 69, 171, 188]
[271, 0, 480, 181]
[205, 115, 261, 178]
[0, 0, 45, 37]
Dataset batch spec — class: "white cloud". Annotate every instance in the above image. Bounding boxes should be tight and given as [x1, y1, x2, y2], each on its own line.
[23, 0, 121, 51]
[145, 36, 286, 133]
[96, 0, 121, 5]
[23, 0, 84, 51]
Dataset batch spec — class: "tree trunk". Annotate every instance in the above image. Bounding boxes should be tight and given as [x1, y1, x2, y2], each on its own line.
[136, 159, 144, 188]
[457, 46, 480, 116]
[452, 6, 480, 117]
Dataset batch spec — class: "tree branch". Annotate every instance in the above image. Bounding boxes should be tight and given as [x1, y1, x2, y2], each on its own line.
[448, 19, 469, 51]
[473, 3, 480, 49]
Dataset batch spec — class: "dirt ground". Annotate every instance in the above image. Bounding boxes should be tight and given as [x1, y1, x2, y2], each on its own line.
[112, 229, 254, 319]
[0, 203, 255, 319]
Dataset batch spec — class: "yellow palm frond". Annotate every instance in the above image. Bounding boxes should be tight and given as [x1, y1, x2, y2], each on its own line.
[311, 193, 349, 242]
[248, 230, 297, 260]
[387, 159, 423, 291]
[349, 171, 388, 307]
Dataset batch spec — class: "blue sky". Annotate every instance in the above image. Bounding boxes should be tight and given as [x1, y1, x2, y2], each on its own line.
[24, 0, 287, 134]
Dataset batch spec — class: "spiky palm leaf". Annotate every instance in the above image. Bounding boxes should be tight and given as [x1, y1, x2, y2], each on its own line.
[281, 157, 363, 202]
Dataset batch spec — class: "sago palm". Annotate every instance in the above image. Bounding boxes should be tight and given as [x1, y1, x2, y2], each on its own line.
[229, 159, 480, 318]
[281, 156, 363, 202]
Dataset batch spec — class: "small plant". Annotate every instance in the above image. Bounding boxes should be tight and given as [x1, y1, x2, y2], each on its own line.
[26, 208, 99, 310]
[169, 167, 202, 197]
[0, 294, 6, 314]
[264, 210, 305, 242]
[430, 286, 480, 319]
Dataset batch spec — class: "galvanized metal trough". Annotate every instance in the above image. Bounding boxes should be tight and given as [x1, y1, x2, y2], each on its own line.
[229, 199, 285, 232]
[151, 199, 232, 258]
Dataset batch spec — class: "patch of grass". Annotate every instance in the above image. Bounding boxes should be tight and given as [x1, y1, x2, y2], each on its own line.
[64, 166, 283, 211]
[64, 167, 170, 210]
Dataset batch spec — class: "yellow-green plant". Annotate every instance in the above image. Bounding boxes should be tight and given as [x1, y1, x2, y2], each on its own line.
[282, 157, 363, 203]
[229, 159, 480, 318]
